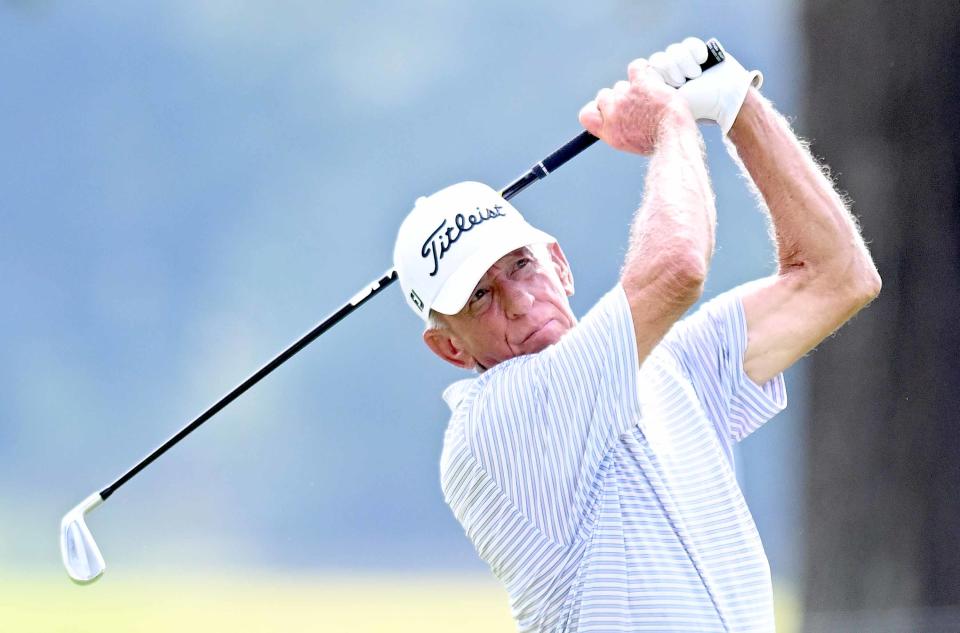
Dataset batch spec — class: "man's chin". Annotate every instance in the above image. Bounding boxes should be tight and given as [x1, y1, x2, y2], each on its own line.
[519, 320, 569, 355]
[481, 321, 572, 369]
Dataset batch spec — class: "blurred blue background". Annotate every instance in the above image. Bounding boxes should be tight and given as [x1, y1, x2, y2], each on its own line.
[1, 0, 805, 617]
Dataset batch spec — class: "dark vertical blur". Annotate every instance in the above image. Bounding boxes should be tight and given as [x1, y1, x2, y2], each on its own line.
[802, 1, 960, 630]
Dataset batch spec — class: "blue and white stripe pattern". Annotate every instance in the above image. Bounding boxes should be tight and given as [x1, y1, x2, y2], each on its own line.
[440, 285, 787, 632]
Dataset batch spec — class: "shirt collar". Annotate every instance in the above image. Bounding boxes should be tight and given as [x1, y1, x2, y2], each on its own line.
[442, 378, 476, 411]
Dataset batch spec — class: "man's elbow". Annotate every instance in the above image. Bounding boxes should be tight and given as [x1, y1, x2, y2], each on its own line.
[851, 264, 882, 308]
[784, 250, 880, 320]
[670, 250, 709, 300]
[832, 256, 882, 312]
[623, 246, 707, 309]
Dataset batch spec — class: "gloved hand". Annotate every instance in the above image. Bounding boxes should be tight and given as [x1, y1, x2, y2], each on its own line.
[648, 37, 763, 135]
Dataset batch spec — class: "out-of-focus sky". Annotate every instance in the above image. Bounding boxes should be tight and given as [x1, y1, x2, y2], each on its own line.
[1, 0, 804, 582]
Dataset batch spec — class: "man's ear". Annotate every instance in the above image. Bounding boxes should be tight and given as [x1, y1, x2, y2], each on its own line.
[423, 327, 477, 370]
[547, 242, 575, 296]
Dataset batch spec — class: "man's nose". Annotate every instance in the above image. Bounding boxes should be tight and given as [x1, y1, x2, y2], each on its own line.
[501, 282, 534, 319]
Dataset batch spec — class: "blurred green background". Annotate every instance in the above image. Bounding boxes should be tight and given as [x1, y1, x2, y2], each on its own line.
[3, 1, 957, 631]
[0, 574, 799, 632]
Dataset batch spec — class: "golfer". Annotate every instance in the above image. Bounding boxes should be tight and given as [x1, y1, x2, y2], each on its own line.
[394, 38, 879, 632]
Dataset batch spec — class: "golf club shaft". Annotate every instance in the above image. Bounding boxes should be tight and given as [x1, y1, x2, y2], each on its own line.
[98, 127, 596, 501]
[99, 267, 397, 500]
[98, 38, 726, 502]
[499, 38, 725, 198]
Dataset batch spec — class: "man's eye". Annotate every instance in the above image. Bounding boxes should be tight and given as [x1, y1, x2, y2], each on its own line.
[472, 288, 488, 302]
[516, 258, 529, 269]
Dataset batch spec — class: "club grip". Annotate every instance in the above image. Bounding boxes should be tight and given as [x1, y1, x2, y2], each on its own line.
[541, 131, 600, 174]
[499, 38, 725, 201]
[539, 38, 725, 174]
[701, 38, 725, 72]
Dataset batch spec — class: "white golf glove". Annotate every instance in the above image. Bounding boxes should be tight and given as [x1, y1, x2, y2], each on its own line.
[648, 37, 763, 135]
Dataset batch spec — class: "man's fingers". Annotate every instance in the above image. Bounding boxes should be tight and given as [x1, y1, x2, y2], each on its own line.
[578, 99, 603, 136]
[682, 36, 709, 64]
[629, 58, 668, 87]
[595, 86, 615, 110]
[648, 51, 684, 87]
[580, 85, 619, 136]
[627, 58, 648, 82]
[667, 42, 701, 80]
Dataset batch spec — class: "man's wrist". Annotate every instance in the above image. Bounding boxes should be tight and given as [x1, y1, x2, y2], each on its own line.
[728, 87, 763, 143]
[656, 99, 698, 144]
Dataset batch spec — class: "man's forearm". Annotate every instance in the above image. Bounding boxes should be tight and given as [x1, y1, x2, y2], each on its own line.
[725, 88, 881, 383]
[621, 108, 716, 356]
[577, 55, 718, 361]
[625, 109, 715, 296]
[727, 89, 880, 294]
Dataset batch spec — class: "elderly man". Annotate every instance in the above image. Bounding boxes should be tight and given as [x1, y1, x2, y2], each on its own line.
[393, 38, 880, 632]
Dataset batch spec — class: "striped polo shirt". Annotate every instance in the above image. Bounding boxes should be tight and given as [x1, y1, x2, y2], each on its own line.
[440, 284, 787, 632]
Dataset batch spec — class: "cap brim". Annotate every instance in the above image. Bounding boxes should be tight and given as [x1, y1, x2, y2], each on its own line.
[430, 227, 556, 315]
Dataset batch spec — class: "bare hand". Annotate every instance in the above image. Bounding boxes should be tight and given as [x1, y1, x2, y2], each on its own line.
[578, 59, 693, 155]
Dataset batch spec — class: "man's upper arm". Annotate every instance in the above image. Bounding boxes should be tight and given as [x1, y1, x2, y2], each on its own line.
[740, 272, 872, 385]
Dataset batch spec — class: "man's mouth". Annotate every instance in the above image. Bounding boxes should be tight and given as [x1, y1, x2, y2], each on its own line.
[519, 319, 555, 346]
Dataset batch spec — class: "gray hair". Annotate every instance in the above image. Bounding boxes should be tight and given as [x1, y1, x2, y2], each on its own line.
[426, 309, 447, 332]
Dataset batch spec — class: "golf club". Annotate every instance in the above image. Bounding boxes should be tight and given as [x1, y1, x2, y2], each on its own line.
[60, 39, 726, 584]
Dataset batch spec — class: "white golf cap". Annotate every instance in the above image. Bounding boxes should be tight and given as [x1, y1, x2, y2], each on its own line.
[394, 181, 555, 321]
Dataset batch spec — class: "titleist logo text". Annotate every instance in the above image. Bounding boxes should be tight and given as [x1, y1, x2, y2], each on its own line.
[421, 205, 506, 276]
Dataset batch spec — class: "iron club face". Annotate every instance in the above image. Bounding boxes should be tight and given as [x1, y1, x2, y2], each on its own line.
[60, 493, 106, 584]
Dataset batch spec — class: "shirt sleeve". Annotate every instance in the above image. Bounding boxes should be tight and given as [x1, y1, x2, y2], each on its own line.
[462, 285, 642, 545]
[658, 289, 788, 446]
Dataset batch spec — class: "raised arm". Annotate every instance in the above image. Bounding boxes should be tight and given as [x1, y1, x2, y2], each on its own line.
[728, 89, 882, 384]
[579, 59, 715, 361]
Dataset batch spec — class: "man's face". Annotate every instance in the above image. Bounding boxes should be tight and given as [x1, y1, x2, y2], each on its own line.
[424, 242, 576, 371]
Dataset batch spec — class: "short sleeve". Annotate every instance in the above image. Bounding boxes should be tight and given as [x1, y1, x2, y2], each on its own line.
[659, 290, 788, 445]
[461, 285, 642, 545]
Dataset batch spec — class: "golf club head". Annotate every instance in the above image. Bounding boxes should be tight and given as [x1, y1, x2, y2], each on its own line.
[60, 493, 106, 584]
